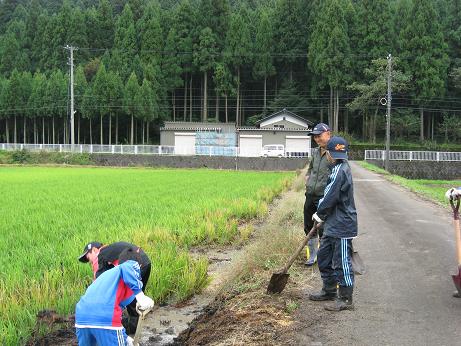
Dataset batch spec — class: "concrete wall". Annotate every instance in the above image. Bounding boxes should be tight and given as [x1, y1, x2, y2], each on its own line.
[367, 160, 461, 179]
[91, 154, 308, 171]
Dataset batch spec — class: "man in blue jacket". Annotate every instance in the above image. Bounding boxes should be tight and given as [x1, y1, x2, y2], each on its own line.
[75, 248, 154, 345]
[308, 136, 358, 311]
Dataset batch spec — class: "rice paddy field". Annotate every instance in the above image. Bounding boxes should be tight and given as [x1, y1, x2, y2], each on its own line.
[0, 166, 293, 344]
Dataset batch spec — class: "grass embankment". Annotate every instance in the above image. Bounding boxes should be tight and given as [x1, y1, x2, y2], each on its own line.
[0, 166, 293, 345]
[358, 161, 461, 205]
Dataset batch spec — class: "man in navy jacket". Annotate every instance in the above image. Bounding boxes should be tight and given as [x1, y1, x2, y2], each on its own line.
[308, 136, 358, 311]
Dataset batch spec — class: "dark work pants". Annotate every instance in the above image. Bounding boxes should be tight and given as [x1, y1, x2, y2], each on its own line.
[123, 262, 152, 334]
[303, 193, 323, 237]
[317, 235, 354, 288]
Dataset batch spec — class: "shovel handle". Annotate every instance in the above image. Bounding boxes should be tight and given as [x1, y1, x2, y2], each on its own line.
[279, 222, 320, 274]
[449, 199, 461, 266]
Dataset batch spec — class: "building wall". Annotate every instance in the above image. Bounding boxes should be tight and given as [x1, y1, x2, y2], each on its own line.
[237, 130, 310, 146]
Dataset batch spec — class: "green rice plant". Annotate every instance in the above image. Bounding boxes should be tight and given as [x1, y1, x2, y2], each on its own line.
[0, 166, 293, 344]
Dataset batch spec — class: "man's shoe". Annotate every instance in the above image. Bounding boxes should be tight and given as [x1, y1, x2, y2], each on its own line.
[324, 297, 354, 311]
[324, 286, 354, 311]
[308, 289, 337, 301]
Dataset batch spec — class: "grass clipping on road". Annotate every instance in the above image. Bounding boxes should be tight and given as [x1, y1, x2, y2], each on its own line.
[177, 170, 317, 346]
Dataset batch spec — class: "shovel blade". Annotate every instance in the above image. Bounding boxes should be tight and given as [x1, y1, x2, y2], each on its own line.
[267, 272, 289, 294]
[452, 267, 461, 296]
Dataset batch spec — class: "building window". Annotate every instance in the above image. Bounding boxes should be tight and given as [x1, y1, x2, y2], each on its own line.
[274, 124, 285, 128]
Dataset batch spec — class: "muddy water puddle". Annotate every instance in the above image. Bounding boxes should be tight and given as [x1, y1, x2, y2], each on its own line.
[137, 247, 240, 345]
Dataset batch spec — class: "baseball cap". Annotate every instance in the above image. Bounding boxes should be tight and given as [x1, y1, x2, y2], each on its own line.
[78, 241, 103, 262]
[310, 123, 331, 135]
[326, 136, 348, 160]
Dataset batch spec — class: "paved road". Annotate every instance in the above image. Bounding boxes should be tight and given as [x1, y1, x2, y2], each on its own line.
[308, 162, 461, 346]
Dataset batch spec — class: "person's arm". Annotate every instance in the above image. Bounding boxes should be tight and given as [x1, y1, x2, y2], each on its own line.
[316, 164, 344, 220]
[120, 260, 143, 295]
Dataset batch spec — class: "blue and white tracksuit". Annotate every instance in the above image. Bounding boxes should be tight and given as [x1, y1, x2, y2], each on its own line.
[75, 260, 143, 345]
[316, 161, 357, 288]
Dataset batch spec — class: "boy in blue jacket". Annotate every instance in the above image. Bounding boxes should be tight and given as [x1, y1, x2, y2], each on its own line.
[308, 136, 358, 311]
[75, 248, 154, 345]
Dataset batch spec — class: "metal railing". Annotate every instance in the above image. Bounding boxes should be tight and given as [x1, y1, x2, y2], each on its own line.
[365, 150, 461, 162]
[0, 143, 310, 158]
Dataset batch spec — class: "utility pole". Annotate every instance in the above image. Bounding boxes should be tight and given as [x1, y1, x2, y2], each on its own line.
[64, 45, 77, 146]
[385, 54, 392, 171]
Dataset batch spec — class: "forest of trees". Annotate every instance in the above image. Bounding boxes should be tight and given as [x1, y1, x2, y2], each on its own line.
[0, 0, 460, 145]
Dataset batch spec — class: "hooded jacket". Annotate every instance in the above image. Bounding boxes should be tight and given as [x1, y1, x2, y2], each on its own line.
[316, 161, 358, 238]
[75, 260, 143, 329]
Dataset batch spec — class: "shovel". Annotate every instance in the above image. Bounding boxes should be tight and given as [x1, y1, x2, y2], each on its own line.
[449, 194, 461, 296]
[133, 305, 152, 346]
[267, 222, 320, 294]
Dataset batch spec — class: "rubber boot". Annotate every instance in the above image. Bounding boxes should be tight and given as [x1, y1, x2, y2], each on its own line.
[304, 237, 319, 266]
[309, 283, 337, 301]
[324, 286, 354, 311]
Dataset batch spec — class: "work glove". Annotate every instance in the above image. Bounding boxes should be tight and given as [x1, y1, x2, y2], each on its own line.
[312, 212, 324, 225]
[126, 336, 134, 346]
[135, 292, 154, 311]
[445, 188, 461, 200]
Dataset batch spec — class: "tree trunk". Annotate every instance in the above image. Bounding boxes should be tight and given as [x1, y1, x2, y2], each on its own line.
[42, 117, 45, 144]
[372, 107, 379, 144]
[146, 121, 149, 143]
[344, 108, 349, 134]
[142, 120, 145, 144]
[236, 67, 240, 126]
[216, 92, 219, 121]
[189, 74, 193, 122]
[172, 91, 176, 121]
[203, 71, 207, 122]
[108, 115, 112, 145]
[115, 114, 118, 144]
[100, 114, 103, 144]
[130, 115, 134, 145]
[240, 90, 244, 125]
[431, 113, 434, 140]
[420, 107, 424, 141]
[89, 118, 92, 145]
[320, 107, 324, 123]
[63, 117, 66, 144]
[183, 74, 187, 121]
[52, 117, 55, 144]
[78, 114, 81, 144]
[23, 116, 27, 143]
[263, 76, 267, 114]
[334, 88, 339, 132]
[225, 94, 228, 123]
[5, 118, 9, 143]
[34, 117, 37, 144]
[14, 116, 17, 143]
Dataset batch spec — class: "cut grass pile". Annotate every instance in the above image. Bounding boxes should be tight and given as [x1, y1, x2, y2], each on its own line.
[0, 166, 293, 344]
[358, 161, 461, 205]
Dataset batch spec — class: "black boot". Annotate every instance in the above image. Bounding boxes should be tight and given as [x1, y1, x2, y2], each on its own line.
[309, 284, 337, 301]
[324, 286, 354, 311]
